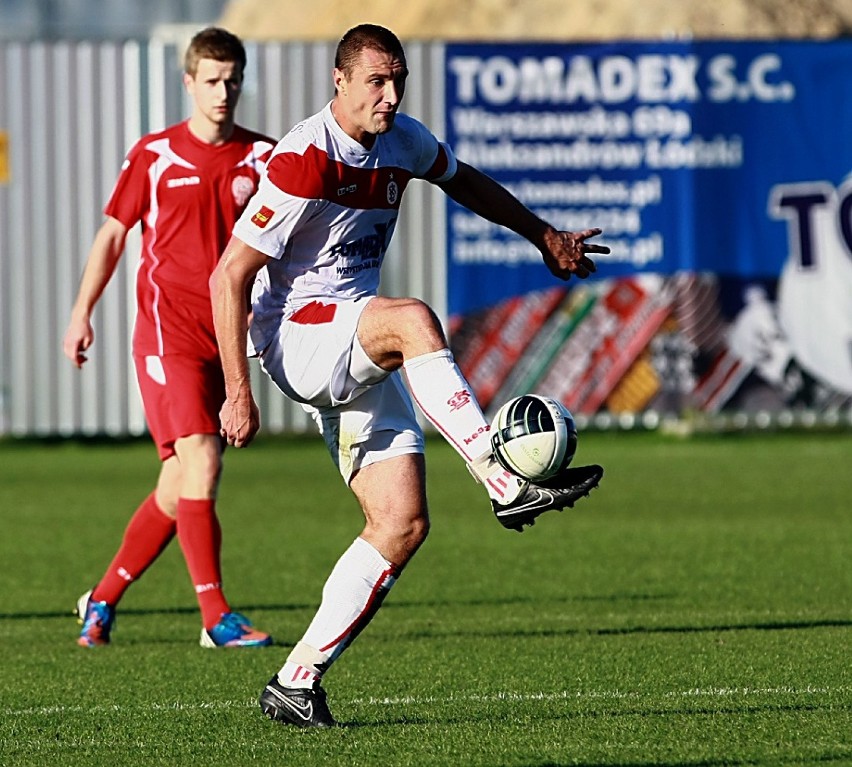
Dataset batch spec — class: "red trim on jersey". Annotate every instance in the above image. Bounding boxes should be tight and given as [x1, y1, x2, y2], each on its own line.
[266, 144, 412, 210]
[424, 144, 450, 180]
[105, 122, 275, 358]
[289, 301, 337, 325]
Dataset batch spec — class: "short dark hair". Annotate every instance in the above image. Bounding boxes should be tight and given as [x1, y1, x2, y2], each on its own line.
[334, 24, 406, 77]
[184, 27, 246, 78]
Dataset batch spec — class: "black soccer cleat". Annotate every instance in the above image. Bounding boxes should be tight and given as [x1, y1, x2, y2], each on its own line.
[259, 676, 337, 728]
[491, 464, 604, 532]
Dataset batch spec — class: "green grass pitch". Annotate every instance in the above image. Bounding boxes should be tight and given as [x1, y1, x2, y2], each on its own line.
[1, 430, 850, 766]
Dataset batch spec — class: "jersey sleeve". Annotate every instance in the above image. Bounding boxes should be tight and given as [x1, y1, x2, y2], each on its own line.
[232, 152, 321, 260]
[103, 140, 151, 228]
[427, 141, 457, 183]
[404, 115, 457, 183]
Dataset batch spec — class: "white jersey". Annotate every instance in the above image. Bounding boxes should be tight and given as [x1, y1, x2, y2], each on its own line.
[233, 102, 457, 355]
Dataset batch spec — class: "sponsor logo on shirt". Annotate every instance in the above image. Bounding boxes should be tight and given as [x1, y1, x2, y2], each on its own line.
[251, 205, 275, 228]
[166, 175, 201, 188]
[331, 221, 394, 275]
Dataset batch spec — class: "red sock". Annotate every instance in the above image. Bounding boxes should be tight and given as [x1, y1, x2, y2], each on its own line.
[176, 498, 230, 629]
[91, 492, 176, 605]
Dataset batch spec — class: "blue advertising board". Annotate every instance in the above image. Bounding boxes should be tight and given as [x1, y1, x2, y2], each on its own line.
[444, 40, 852, 315]
[444, 41, 852, 417]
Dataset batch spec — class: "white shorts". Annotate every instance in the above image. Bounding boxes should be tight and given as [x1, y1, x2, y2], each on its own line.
[258, 297, 424, 483]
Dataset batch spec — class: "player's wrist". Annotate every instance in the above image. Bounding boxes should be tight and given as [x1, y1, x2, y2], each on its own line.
[225, 377, 252, 402]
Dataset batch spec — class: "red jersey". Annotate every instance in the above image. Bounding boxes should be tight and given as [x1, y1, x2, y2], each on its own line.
[105, 121, 275, 358]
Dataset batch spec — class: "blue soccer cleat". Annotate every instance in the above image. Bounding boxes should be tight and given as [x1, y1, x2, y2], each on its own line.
[200, 611, 272, 648]
[76, 590, 116, 647]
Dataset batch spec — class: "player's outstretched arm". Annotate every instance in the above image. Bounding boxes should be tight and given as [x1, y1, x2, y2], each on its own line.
[210, 236, 270, 448]
[62, 216, 128, 368]
[437, 161, 609, 281]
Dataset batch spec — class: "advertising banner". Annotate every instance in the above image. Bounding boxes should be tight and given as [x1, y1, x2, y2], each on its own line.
[445, 41, 852, 420]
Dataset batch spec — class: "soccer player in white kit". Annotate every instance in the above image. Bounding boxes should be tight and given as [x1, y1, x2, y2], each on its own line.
[210, 24, 607, 727]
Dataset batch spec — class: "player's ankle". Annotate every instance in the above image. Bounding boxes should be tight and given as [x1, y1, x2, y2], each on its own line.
[468, 455, 525, 503]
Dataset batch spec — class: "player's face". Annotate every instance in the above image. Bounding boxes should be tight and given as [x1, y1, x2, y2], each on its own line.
[333, 48, 407, 147]
[185, 58, 243, 128]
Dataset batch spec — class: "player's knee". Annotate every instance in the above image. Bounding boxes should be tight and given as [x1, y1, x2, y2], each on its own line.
[364, 508, 429, 563]
[396, 301, 446, 350]
[196, 455, 223, 490]
[405, 513, 430, 548]
[180, 452, 223, 496]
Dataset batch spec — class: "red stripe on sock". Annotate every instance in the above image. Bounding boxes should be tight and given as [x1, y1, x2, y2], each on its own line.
[319, 565, 399, 654]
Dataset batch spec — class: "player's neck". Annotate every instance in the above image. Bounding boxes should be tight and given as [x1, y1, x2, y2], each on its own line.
[331, 100, 376, 150]
[187, 114, 235, 146]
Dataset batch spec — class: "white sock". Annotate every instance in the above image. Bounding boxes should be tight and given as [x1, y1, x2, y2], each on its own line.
[403, 349, 524, 503]
[403, 349, 492, 463]
[277, 642, 327, 689]
[278, 537, 399, 689]
[469, 452, 526, 504]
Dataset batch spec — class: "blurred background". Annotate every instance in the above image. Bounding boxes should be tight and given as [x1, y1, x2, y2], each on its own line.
[2, 0, 851, 41]
[1, 0, 851, 438]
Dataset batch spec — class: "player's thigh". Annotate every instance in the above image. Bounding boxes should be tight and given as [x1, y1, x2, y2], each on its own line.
[306, 372, 424, 484]
[134, 354, 224, 460]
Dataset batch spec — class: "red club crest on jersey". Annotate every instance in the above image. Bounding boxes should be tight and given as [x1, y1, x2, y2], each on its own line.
[251, 205, 274, 228]
[447, 389, 472, 411]
[387, 178, 399, 205]
[232, 175, 255, 207]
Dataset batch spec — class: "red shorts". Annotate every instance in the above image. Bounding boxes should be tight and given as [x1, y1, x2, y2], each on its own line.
[133, 354, 225, 460]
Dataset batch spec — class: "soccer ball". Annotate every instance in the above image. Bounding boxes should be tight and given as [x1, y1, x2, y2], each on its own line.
[490, 395, 578, 482]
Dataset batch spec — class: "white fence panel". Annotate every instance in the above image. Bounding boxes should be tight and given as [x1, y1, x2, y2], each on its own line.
[0, 39, 447, 437]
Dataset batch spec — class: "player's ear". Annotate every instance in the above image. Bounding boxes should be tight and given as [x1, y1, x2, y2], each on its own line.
[333, 68, 346, 95]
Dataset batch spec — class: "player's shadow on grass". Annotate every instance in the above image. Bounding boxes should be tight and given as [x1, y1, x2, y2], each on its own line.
[390, 592, 676, 608]
[0, 592, 670, 621]
[393, 617, 852, 640]
[0, 601, 313, 621]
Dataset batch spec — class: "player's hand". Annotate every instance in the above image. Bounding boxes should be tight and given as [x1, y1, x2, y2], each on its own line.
[62, 318, 94, 368]
[219, 391, 260, 448]
[541, 227, 608, 281]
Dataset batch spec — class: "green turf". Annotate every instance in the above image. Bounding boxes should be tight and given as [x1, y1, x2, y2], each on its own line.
[1, 430, 850, 766]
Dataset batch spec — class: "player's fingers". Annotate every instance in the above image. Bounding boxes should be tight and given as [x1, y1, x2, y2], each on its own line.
[575, 255, 597, 273]
[576, 227, 603, 239]
[559, 255, 596, 279]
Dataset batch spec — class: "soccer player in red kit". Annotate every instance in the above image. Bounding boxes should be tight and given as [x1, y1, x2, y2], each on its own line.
[63, 27, 274, 648]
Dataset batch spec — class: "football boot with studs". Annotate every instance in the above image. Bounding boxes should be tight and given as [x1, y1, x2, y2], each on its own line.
[492, 463, 604, 532]
[259, 676, 337, 728]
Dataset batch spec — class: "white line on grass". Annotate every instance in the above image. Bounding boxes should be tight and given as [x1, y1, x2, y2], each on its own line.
[4, 684, 847, 718]
[351, 684, 848, 706]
